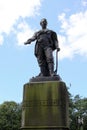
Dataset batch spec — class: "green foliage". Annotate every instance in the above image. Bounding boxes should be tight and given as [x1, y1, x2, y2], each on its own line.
[83, 115, 87, 130]
[69, 94, 87, 130]
[0, 101, 22, 130]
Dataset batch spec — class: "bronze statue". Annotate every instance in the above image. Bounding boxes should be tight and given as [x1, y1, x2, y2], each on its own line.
[24, 18, 60, 77]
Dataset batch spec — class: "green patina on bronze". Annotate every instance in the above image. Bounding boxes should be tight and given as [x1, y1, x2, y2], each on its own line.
[21, 81, 69, 130]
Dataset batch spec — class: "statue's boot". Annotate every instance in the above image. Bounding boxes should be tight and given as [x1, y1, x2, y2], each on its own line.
[40, 66, 49, 76]
[48, 63, 55, 77]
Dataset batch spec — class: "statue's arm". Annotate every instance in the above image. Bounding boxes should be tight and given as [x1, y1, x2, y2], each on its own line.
[53, 32, 60, 51]
[24, 33, 37, 45]
[55, 39, 60, 51]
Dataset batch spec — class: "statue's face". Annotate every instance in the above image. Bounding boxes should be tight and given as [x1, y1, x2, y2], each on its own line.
[40, 19, 47, 29]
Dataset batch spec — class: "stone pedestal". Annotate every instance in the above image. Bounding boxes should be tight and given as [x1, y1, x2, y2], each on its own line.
[21, 81, 69, 130]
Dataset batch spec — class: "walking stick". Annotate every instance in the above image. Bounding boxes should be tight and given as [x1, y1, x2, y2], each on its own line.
[55, 49, 58, 75]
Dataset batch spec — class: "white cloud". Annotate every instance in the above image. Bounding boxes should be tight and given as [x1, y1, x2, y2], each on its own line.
[58, 10, 87, 59]
[0, 0, 42, 45]
[58, 35, 73, 59]
[16, 22, 34, 46]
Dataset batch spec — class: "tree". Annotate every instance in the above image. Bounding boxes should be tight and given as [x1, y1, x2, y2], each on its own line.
[0, 101, 22, 130]
[69, 95, 87, 130]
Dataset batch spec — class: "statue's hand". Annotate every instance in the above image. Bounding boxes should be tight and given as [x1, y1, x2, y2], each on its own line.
[24, 41, 28, 45]
[24, 40, 31, 45]
[57, 48, 60, 52]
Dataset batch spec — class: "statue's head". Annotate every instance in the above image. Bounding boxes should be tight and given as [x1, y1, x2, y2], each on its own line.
[40, 18, 47, 28]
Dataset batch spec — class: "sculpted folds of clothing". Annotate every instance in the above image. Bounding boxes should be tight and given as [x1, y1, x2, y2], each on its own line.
[34, 29, 58, 57]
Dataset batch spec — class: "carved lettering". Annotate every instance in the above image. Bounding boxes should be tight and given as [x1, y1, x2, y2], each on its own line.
[22, 99, 64, 107]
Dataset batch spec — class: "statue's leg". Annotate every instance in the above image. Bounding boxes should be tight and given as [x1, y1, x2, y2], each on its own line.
[48, 62, 54, 77]
[37, 47, 49, 76]
[40, 65, 49, 76]
[45, 47, 55, 77]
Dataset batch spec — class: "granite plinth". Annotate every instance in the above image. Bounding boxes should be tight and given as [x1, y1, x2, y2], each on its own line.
[21, 80, 69, 130]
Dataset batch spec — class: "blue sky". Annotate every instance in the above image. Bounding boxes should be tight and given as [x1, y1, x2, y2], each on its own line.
[0, 0, 87, 103]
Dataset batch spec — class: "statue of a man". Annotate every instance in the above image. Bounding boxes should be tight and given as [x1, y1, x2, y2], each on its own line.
[24, 18, 60, 77]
